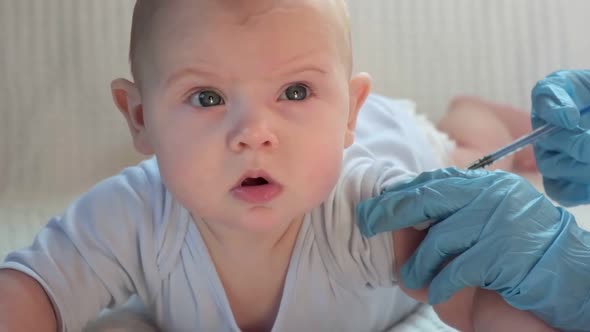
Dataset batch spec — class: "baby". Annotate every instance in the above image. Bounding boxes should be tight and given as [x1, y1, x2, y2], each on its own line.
[0, 0, 552, 331]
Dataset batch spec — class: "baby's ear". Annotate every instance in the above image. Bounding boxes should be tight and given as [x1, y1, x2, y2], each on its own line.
[345, 72, 371, 147]
[111, 78, 154, 155]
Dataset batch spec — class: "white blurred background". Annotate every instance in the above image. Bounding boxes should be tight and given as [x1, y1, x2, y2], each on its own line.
[1, 1, 589, 256]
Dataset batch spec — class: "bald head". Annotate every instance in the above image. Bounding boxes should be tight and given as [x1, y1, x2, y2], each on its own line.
[128, 0, 353, 83]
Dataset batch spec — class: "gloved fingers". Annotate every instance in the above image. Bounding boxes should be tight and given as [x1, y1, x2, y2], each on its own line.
[535, 147, 590, 184]
[357, 172, 497, 235]
[398, 232, 447, 290]
[580, 114, 590, 129]
[426, 256, 473, 304]
[357, 180, 470, 236]
[535, 129, 590, 164]
[532, 79, 581, 129]
[543, 178, 590, 207]
[356, 195, 409, 236]
[399, 209, 481, 289]
[356, 174, 451, 236]
[426, 237, 508, 304]
[382, 167, 490, 192]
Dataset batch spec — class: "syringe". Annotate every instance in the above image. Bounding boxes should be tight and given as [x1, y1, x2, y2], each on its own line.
[467, 105, 590, 170]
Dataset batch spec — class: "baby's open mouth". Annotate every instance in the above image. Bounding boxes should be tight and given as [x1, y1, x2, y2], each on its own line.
[241, 177, 270, 187]
[232, 171, 282, 203]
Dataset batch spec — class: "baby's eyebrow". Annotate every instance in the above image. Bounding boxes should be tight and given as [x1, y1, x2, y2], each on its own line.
[163, 53, 330, 87]
[271, 51, 331, 77]
[275, 65, 328, 78]
[164, 67, 219, 87]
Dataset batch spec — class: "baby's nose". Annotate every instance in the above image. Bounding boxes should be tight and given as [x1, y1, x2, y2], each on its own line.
[228, 124, 279, 152]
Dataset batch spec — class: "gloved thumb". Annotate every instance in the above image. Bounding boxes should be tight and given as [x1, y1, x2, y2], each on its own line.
[357, 169, 496, 236]
[532, 79, 581, 129]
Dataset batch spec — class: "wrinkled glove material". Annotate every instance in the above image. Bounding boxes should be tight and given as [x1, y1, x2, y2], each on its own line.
[357, 167, 590, 331]
[531, 70, 590, 206]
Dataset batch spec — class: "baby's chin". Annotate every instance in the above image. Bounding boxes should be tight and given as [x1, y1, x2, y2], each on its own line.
[188, 182, 335, 235]
[188, 202, 302, 235]
[227, 206, 306, 234]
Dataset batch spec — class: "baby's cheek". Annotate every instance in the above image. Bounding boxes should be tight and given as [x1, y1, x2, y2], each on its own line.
[156, 144, 217, 213]
[305, 149, 343, 194]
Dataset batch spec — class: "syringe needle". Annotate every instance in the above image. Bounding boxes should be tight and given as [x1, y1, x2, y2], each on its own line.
[467, 105, 590, 170]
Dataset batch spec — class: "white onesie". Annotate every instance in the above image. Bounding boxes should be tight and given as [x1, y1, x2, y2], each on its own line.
[0, 94, 444, 332]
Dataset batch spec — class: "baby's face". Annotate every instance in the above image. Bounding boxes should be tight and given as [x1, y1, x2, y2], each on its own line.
[127, 0, 369, 232]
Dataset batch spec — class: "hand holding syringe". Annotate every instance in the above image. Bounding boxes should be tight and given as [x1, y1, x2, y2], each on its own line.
[468, 105, 590, 170]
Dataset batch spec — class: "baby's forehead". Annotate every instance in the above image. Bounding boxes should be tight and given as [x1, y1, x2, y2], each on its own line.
[146, 0, 347, 20]
[148, 0, 349, 35]
[130, 0, 351, 81]
[216, 0, 349, 23]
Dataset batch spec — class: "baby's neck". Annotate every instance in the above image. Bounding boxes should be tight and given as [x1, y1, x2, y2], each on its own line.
[196, 215, 305, 265]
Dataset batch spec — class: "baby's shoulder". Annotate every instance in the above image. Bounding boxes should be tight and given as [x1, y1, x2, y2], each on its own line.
[90, 157, 163, 199]
[307, 161, 412, 288]
[356, 94, 442, 172]
[79, 157, 190, 271]
[338, 154, 415, 207]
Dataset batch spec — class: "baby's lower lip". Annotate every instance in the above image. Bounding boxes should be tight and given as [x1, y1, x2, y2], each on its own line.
[231, 183, 283, 204]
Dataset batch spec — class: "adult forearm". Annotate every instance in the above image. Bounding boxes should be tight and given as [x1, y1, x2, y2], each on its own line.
[0, 269, 57, 332]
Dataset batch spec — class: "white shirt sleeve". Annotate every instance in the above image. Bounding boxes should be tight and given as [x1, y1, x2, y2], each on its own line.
[311, 94, 442, 290]
[0, 159, 163, 332]
[354, 94, 443, 172]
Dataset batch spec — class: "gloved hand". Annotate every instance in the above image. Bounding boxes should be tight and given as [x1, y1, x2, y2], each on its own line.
[357, 167, 590, 331]
[531, 69, 590, 206]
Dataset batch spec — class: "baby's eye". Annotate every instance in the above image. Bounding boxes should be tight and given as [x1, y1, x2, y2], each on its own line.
[189, 90, 225, 108]
[280, 83, 309, 101]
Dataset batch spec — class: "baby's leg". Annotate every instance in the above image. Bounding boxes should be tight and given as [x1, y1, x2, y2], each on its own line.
[439, 96, 536, 171]
[472, 289, 556, 332]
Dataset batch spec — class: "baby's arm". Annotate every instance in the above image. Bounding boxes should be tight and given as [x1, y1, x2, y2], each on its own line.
[0, 160, 161, 331]
[392, 228, 557, 332]
[471, 288, 556, 332]
[0, 269, 57, 332]
[392, 228, 476, 332]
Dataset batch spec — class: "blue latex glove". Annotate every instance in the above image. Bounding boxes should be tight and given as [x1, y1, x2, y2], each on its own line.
[357, 167, 590, 331]
[531, 70, 590, 206]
